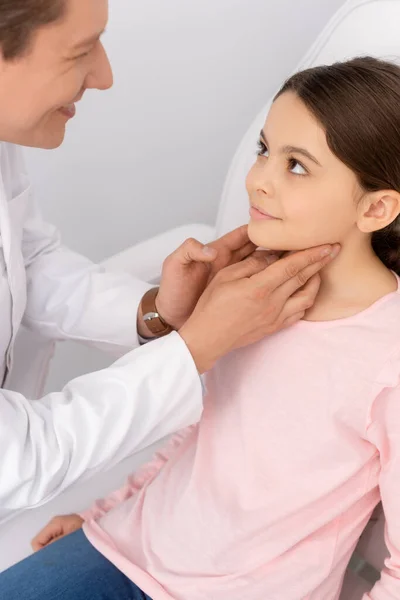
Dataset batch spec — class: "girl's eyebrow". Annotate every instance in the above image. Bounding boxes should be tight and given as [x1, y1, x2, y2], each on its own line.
[259, 129, 322, 167]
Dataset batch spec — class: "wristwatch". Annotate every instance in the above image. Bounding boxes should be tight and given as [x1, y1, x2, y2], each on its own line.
[141, 287, 173, 337]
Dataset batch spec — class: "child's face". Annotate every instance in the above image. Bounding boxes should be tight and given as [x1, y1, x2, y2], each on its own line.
[246, 91, 363, 251]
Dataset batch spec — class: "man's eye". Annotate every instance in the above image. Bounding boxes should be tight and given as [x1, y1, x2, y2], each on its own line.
[75, 51, 91, 59]
[257, 139, 269, 157]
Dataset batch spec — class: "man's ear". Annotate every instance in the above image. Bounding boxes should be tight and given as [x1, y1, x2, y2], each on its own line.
[358, 190, 400, 233]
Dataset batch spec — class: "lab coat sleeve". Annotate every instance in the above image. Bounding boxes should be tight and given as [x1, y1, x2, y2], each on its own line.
[80, 426, 195, 522]
[363, 383, 400, 599]
[0, 332, 202, 523]
[21, 188, 151, 354]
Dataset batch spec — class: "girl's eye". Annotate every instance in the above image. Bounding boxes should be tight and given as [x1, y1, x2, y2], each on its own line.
[257, 139, 269, 157]
[288, 158, 307, 176]
[256, 140, 308, 176]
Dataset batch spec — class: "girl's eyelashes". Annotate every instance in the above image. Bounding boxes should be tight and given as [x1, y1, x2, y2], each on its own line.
[256, 138, 309, 176]
[257, 139, 269, 157]
[287, 158, 308, 176]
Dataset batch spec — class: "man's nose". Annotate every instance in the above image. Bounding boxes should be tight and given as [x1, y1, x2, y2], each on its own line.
[85, 43, 114, 91]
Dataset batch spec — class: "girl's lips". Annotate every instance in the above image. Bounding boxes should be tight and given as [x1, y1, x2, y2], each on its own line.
[249, 206, 280, 221]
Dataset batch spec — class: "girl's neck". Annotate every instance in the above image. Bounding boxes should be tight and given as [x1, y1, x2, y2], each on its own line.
[304, 234, 398, 321]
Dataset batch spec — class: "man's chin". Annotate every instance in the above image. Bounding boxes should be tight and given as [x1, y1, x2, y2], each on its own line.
[18, 123, 67, 150]
[35, 130, 66, 150]
[41, 136, 65, 150]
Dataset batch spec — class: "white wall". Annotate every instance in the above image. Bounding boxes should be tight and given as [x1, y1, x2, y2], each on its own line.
[24, 0, 345, 391]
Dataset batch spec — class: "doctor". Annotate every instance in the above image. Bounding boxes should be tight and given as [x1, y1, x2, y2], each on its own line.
[0, 0, 339, 522]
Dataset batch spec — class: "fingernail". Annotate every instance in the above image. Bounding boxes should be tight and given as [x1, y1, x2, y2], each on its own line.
[330, 244, 341, 258]
[202, 246, 217, 257]
[320, 245, 340, 258]
[266, 255, 279, 265]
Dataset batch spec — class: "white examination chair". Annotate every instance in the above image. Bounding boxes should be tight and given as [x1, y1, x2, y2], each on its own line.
[1, 2, 396, 597]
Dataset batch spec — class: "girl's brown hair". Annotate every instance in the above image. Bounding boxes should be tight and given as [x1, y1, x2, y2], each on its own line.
[0, 0, 66, 60]
[275, 56, 400, 275]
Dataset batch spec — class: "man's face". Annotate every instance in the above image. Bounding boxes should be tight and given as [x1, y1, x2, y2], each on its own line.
[0, 0, 112, 149]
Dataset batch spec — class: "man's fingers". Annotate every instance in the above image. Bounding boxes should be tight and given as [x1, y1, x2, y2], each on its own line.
[279, 274, 321, 323]
[211, 225, 250, 252]
[215, 251, 275, 282]
[275, 250, 333, 302]
[258, 251, 280, 267]
[251, 244, 340, 291]
[289, 272, 321, 307]
[170, 238, 217, 266]
[281, 310, 306, 329]
[232, 241, 258, 262]
[174, 227, 254, 269]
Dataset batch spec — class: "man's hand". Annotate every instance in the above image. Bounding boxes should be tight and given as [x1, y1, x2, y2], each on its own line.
[154, 225, 264, 331]
[179, 244, 340, 373]
[31, 514, 84, 552]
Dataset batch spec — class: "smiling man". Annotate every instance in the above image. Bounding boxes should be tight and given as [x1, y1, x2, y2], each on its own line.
[0, 0, 112, 148]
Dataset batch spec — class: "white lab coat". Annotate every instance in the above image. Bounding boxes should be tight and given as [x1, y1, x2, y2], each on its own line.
[0, 142, 202, 524]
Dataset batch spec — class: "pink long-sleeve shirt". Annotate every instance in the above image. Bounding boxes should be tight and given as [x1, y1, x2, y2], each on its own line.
[82, 278, 400, 600]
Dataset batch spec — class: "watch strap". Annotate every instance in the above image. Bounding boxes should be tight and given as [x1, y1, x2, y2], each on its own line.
[141, 287, 173, 337]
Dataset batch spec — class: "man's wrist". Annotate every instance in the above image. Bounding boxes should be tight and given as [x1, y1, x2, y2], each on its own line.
[179, 323, 217, 375]
[137, 288, 174, 340]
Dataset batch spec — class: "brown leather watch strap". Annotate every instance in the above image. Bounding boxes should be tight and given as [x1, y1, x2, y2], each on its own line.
[141, 287, 173, 336]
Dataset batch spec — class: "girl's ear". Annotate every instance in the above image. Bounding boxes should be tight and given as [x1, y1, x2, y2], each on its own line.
[358, 190, 400, 233]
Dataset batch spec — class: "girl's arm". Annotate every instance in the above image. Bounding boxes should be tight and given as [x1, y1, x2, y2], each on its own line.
[80, 425, 195, 522]
[363, 383, 400, 599]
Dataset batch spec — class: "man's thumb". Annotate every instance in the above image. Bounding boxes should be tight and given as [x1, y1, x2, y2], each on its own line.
[177, 238, 217, 265]
[202, 245, 218, 258]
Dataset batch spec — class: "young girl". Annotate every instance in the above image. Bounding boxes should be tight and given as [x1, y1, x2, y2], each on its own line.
[3, 56, 400, 600]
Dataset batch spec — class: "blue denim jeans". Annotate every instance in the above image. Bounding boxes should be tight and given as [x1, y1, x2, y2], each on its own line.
[0, 529, 152, 600]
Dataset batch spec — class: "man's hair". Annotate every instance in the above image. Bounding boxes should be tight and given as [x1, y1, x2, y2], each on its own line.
[0, 0, 66, 60]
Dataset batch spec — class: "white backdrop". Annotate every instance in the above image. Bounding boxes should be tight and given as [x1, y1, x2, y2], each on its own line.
[23, 0, 345, 390]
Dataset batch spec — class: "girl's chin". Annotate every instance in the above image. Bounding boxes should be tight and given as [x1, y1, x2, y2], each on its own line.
[247, 221, 280, 247]
[247, 222, 313, 254]
[248, 229, 288, 253]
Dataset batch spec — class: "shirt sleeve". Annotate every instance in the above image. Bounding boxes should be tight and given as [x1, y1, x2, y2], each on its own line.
[17, 161, 151, 354]
[80, 426, 195, 522]
[363, 382, 400, 599]
[0, 333, 202, 525]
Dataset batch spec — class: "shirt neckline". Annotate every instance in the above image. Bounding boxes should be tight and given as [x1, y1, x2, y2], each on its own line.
[295, 271, 400, 330]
